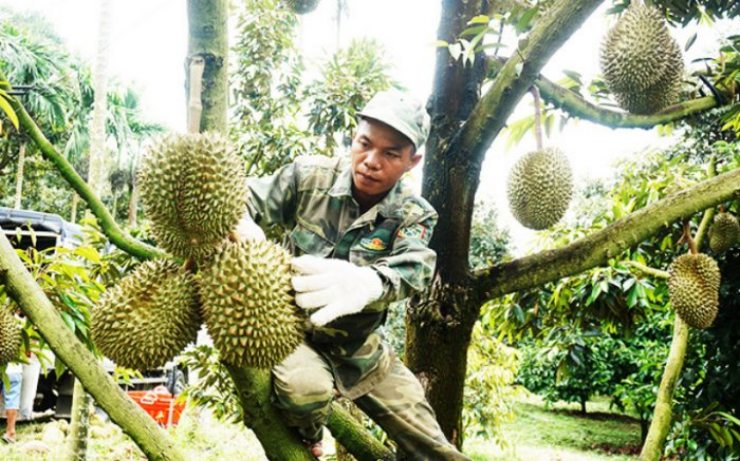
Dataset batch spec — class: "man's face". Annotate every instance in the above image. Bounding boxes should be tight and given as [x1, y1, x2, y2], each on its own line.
[350, 118, 421, 206]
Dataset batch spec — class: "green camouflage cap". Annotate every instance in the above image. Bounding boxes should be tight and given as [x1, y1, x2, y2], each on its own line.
[357, 90, 431, 150]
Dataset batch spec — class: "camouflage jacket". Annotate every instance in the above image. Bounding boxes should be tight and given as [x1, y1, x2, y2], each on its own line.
[246, 155, 437, 399]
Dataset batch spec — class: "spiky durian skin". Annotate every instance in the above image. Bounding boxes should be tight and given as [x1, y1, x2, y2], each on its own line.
[138, 133, 247, 260]
[92, 260, 201, 370]
[506, 147, 574, 230]
[668, 253, 720, 329]
[601, 4, 684, 114]
[197, 240, 304, 369]
[0, 305, 21, 365]
[709, 212, 740, 253]
[285, 0, 319, 14]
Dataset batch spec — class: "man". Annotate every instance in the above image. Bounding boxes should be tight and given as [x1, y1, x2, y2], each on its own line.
[2, 362, 22, 444]
[238, 90, 470, 460]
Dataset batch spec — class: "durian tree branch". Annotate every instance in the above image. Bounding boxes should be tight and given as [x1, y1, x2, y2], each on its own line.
[639, 316, 689, 461]
[0, 232, 185, 461]
[327, 404, 395, 461]
[447, 0, 604, 165]
[226, 366, 393, 461]
[639, 156, 718, 461]
[488, 58, 720, 129]
[0, 72, 164, 261]
[474, 167, 740, 300]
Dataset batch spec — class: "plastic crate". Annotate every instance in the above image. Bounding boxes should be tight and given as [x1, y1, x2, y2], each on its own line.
[127, 386, 185, 427]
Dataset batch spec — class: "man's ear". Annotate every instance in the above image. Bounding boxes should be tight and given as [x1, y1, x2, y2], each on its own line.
[407, 153, 422, 171]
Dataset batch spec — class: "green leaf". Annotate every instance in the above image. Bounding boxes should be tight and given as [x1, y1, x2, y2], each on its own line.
[468, 15, 491, 25]
[685, 32, 698, 51]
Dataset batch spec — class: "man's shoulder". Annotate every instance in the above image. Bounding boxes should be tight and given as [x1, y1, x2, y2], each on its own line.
[293, 155, 345, 190]
[386, 183, 437, 223]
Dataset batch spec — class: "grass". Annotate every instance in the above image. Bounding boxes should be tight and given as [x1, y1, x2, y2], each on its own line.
[465, 392, 643, 461]
[0, 391, 642, 460]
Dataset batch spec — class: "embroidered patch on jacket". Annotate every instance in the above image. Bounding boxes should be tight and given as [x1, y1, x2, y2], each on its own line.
[397, 223, 427, 240]
[360, 237, 387, 251]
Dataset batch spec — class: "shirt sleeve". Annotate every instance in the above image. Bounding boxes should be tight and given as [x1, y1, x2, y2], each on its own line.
[245, 162, 299, 229]
[371, 211, 438, 303]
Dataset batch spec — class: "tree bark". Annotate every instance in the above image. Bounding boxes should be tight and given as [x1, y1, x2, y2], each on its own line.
[128, 173, 139, 227]
[639, 317, 689, 460]
[474, 168, 740, 300]
[64, 378, 92, 461]
[13, 143, 25, 209]
[411, 0, 601, 445]
[186, 0, 228, 133]
[0, 232, 186, 461]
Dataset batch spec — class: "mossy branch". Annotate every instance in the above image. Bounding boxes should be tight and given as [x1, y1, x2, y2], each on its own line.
[639, 154, 718, 461]
[449, 0, 604, 164]
[0, 232, 185, 461]
[474, 167, 740, 300]
[0, 70, 164, 260]
[226, 365, 393, 461]
[486, 58, 720, 129]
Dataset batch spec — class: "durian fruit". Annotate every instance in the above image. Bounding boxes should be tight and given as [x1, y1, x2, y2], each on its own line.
[92, 260, 201, 370]
[138, 133, 247, 260]
[709, 212, 740, 253]
[668, 253, 720, 329]
[601, 4, 683, 114]
[197, 240, 304, 368]
[286, 0, 319, 14]
[506, 147, 574, 230]
[0, 304, 21, 365]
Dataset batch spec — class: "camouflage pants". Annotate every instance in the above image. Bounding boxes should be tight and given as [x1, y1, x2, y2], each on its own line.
[272, 343, 470, 461]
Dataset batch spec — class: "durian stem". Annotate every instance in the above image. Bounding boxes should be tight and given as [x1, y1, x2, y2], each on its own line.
[531, 86, 544, 150]
[622, 261, 669, 279]
[683, 220, 698, 255]
[0, 232, 185, 461]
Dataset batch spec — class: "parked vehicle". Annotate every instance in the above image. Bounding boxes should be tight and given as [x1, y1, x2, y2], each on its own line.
[0, 207, 185, 420]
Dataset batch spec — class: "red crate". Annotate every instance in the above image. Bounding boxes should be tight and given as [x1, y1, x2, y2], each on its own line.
[127, 387, 185, 427]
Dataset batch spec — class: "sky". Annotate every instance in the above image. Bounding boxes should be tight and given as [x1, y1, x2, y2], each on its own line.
[1, 0, 737, 254]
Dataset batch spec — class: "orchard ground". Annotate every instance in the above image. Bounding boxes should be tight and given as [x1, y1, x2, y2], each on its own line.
[0, 388, 641, 460]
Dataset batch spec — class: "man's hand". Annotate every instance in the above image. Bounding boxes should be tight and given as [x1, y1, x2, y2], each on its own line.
[291, 255, 384, 327]
[234, 211, 266, 242]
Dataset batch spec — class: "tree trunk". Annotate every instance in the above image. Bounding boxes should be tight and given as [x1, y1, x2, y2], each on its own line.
[335, 398, 362, 461]
[406, 285, 479, 448]
[186, 0, 228, 133]
[64, 378, 92, 461]
[0, 231, 186, 461]
[88, 0, 111, 197]
[580, 398, 587, 415]
[13, 143, 26, 209]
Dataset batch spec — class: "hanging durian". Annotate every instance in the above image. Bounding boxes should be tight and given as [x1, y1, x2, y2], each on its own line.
[709, 212, 740, 253]
[600, 4, 683, 114]
[92, 260, 201, 370]
[668, 253, 720, 329]
[138, 132, 247, 260]
[197, 240, 304, 369]
[507, 88, 573, 230]
[0, 303, 21, 365]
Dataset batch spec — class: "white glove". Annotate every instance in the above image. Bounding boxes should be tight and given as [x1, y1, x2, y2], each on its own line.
[291, 255, 384, 327]
[235, 211, 266, 242]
